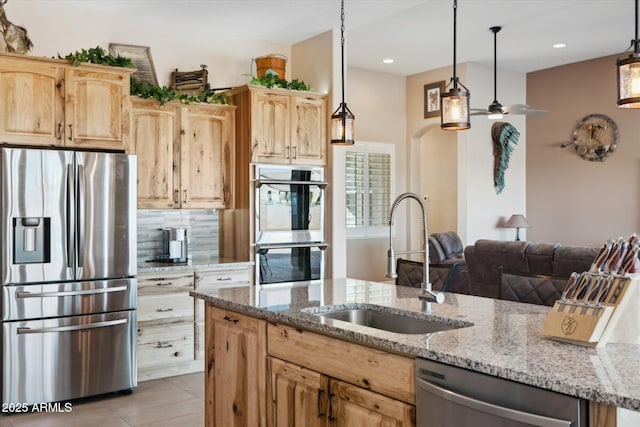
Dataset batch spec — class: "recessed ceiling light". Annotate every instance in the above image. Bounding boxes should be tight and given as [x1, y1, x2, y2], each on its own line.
[553, 43, 566, 49]
[383, 58, 394, 64]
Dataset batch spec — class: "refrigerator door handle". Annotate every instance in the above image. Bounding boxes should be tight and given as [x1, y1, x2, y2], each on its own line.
[66, 164, 75, 269]
[17, 318, 128, 334]
[17, 286, 128, 298]
[77, 164, 85, 269]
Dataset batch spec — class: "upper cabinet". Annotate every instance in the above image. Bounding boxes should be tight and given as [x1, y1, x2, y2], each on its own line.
[0, 52, 133, 151]
[225, 85, 326, 166]
[131, 97, 236, 210]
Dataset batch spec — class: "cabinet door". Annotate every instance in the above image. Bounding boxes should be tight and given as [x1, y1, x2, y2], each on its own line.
[206, 306, 267, 427]
[131, 99, 180, 209]
[0, 59, 64, 146]
[267, 357, 329, 427]
[329, 380, 416, 427]
[250, 91, 291, 164]
[181, 105, 234, 209]
[290, 95, 326, 165]
[64, 67, 131, 151]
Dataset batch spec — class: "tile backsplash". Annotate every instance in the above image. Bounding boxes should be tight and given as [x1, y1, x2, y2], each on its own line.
[137, 210, 219, 263]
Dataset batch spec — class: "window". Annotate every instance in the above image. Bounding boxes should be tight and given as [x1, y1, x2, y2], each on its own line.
[344, 142, 394, 237]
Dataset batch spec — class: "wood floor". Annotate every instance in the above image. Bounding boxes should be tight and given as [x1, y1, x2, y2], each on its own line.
[0, 372, 204, 427]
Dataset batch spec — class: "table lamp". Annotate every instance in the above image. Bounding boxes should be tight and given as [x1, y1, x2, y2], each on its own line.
[504, 214, 530, 241]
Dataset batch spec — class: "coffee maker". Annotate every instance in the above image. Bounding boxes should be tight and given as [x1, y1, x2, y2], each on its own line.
[157, 227, 189, 263]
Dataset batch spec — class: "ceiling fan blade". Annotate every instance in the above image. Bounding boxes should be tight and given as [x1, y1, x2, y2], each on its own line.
[470, 110, 490, 116]
[502, 104, 548, 115]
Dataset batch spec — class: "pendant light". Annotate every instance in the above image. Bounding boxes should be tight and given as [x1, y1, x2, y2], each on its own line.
[441, 0, 470, 130]
[617, 0, 640, 108]
[331, 0, 355, 145]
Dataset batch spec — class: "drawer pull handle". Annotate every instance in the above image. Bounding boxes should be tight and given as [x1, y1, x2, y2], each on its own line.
[156, 282, 173, 286]
[156, 308, 174, 313]
[328, 392, 336, 422]
[156, 342, 173, 349]
[217, 277, 232, 281]
[223, 315, 239, 324]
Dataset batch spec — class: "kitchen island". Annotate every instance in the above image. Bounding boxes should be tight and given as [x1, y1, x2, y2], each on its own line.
[191, 278, 640, 426]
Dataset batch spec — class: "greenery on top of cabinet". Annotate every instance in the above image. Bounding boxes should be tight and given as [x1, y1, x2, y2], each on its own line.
[130, 79, 227, 105]
[58, 46, 134, 68]
[250, 69, 310, 91]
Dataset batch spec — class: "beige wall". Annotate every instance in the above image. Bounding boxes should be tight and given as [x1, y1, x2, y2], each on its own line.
[344, 67, 407, 281]
[406, 63, 527, 246]
[527, 54, 640, 246]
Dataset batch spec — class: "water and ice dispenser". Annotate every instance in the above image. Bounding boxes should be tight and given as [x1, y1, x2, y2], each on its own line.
[13, 217, 50, 264]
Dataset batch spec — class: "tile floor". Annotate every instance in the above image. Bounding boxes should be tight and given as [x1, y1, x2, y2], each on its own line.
[0, 372, 204, 427]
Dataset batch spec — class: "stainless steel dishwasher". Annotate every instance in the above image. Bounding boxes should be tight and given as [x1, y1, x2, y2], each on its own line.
[416, 358, 587, 427]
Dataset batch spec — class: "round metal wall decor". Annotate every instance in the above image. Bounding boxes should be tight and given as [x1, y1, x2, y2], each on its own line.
[571, 114, 619, 162]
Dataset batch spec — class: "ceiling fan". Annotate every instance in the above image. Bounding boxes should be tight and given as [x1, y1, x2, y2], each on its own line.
[471, 26, 548, 119]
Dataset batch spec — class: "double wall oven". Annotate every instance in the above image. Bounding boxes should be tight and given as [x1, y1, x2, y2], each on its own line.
[253, 165, 327, 285]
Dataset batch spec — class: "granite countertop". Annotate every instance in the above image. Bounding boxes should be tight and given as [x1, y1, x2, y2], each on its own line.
[191, 278, 640, 412]
[138, 257, 253, 273]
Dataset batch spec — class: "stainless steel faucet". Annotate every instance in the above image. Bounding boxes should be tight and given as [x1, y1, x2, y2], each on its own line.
[386, 192, 444, 304]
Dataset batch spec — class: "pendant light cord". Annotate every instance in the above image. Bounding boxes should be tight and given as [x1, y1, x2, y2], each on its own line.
[493, 27, 498, 103]
[635, 0, 639, 54]
[340, 0, 346, 111]
[452, 0, 458, 88]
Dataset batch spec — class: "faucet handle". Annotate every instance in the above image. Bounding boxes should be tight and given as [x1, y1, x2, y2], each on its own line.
[419, 288, 445, 304]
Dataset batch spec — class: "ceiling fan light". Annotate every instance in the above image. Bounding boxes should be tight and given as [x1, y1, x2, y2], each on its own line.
[617, 53, 640, 108]
[487, 112, 504, 120]
[331, 103, 355, 145]
[441, 87, 470, 130]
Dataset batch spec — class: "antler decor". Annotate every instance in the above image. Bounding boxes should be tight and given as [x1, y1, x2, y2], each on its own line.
[492, 122, 520, 194]
[0, 0, 33, 54]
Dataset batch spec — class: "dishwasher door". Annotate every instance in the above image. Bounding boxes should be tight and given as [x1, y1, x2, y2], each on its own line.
[416, 358, 587, 427]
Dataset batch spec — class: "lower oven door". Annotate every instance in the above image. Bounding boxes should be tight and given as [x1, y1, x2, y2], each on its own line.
[256, 243, 327, 285]
[2, 310, 137, 405]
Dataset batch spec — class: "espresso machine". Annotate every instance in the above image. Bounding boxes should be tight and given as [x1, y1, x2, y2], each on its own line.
[157, 227, 189, 263]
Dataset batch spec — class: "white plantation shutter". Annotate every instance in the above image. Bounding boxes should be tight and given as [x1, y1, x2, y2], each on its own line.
[345, 143, 393, 234]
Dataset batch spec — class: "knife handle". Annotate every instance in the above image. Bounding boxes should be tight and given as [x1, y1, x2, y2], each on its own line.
[619, 246, 639, 276]
[561, 273, 580, 301]
[590, 240, 612, 273]
[602, 240, 623, 274]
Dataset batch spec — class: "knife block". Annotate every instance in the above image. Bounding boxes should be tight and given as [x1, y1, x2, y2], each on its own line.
[540, 274, 640, 348]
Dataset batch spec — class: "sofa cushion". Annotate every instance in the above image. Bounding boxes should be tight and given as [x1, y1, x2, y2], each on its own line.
[526, 243, 559, 275]
[428, 236, 447, 263]
[432, 231, 464, 260]
[553, 246, 598, 276]
[464, 240, 529, 298]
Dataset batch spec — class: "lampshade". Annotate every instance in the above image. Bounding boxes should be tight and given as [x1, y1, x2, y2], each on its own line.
[441, 0, 471, 130]
[617, 0, 640, 108]
[331, 0, 355, 145]
[505, 214, 530, 229]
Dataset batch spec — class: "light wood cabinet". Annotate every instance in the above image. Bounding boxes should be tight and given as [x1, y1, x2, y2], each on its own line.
[131, 97, 235, 209]
[137, 271, 200, 381]
[206, 305, 267, 427]
[267, 357, 329, 427]
[225, 84, 326, 166]
[0, 52, 132, 151]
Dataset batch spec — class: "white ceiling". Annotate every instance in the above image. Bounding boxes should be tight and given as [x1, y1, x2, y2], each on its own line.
[80, 0, 633, 76]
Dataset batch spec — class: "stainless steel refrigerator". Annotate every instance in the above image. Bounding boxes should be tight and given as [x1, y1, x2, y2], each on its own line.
[0, 147, 137, 406]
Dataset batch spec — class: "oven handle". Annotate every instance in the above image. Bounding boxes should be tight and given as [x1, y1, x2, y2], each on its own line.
[416, 378, 572, 427]
[16, 286, 128, 298]
[17, 318, 128, 334]
[254, 179, 328, 189]
[256, 242, 329, 251]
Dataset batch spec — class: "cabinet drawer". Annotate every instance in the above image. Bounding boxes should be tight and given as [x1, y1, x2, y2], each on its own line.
[195, 267, 252, 288]
[138, 271, 194, 297]
[138, 322, 194, 369]
[138, 293, 194, 325]
[267, 323, 415, 404]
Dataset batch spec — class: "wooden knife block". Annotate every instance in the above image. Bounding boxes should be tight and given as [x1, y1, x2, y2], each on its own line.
[540, 274, 640, 348]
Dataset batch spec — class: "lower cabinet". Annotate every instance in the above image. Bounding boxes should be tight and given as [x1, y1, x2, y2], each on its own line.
[267, 357, 414, 427]
[203, 305, 415, 427]
[137, 270, 200, 381]
[206, 305, 267, 427]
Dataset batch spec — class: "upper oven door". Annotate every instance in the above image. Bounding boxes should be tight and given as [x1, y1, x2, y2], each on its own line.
[254, 165, 327, 245]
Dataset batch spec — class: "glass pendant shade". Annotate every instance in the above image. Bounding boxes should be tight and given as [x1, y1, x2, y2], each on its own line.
[331, 103, 355, 145]
[617, 53, 640, 108]
[441, 87, 470, 130]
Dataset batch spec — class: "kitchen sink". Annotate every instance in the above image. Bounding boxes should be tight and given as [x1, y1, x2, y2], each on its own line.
[309, 306, 470, 334]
